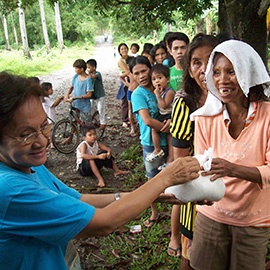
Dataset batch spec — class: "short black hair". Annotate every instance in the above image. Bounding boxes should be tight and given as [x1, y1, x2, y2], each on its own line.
[150, 63, 170, 78]
[86, 59, 97, 68]
[80, 124, 96, 136]
[41, 82, 52, 93]
[73, 59, 86, 70]
[167, 32, 190, 50]
[131, 43, 140, 52]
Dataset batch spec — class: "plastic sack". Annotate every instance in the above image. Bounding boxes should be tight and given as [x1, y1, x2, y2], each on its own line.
[165, 148, 226, 203]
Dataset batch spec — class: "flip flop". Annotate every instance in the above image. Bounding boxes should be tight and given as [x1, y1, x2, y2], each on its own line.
[143, 216, 159, 228]
[167, 246, 181, 257]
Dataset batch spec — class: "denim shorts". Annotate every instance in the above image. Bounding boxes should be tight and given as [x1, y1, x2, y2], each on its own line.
[127, 90, 133, 101]
[143, 145, 168, 178]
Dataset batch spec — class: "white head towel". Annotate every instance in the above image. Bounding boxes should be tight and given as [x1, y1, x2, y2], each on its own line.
[190, 40, 270, 119]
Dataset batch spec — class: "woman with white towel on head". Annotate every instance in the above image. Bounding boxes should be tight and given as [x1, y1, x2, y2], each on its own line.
[190, 40, 270, 270]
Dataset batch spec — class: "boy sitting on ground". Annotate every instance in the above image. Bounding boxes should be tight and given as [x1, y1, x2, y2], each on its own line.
[76, 125, 129, 187]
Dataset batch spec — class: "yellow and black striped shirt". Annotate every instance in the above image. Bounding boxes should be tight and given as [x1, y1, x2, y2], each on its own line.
[170, 96, 196, 239]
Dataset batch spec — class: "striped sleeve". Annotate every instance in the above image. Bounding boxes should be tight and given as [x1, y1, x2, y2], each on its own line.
[170, 97, 194, 152]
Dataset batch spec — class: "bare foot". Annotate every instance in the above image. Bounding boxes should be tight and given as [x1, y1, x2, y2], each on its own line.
[114, 170, 129, 176]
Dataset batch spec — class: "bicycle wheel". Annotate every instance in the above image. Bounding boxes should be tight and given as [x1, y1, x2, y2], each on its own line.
[51, 119, 80, 154]
[92, 111, 105, 138]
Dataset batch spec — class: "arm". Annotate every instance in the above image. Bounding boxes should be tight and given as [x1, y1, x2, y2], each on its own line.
[155, 89, 175, 110]
[79, 143, 106, 160]
[118, 59, 130, 78]
[77, 156, 200, 237]
[64, 86, 73, 102]
[51, 95, 64, 107]
[139, 108, 165, 131]
[98, 142, 112, 158]
[202, 158, 262, 183]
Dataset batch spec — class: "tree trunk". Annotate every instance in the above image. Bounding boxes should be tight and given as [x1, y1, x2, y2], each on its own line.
[218, 0, 268, 66]
[39, 0, 50, 54]
[2, 15, 11, 51]
[18, 3, 31, 59]
[54, 2, 64, 52]
[11, 12, 19, 49]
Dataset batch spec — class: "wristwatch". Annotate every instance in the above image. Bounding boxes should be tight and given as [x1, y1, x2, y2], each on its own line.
[114, 193, 120, 201]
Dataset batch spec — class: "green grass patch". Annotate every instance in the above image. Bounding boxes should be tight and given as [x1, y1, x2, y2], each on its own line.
[0, 44, 95, 77]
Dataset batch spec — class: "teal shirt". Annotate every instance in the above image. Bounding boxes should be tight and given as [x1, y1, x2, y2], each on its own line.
[91, 71, 105, 99]
[131, 85, 167, 147]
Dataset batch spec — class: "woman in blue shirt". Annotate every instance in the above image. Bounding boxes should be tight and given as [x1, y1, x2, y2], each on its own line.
[0, 71, 200, 269]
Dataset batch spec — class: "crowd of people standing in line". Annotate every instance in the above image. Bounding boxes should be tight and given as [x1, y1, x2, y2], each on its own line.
[115, 31, 270, 270]
[0, 28, 269, 270]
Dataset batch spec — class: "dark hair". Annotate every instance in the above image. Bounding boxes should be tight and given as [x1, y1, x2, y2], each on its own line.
[118, 43, 129, 56]
[28, 76, 40, 85]
[143, 43, 153, 53]
[249, 85, 268, 102]
[129, 56, 152, 73]
[0, 72, 42, 140]
[150, 42, 167, 60]
[41, 82, 52, 94]
[73, 59, 86, 70]
[86, 59, 97, 68]
[215, 32, 236, 43]
[167, 32, 190, 50]
[131, 43, 140, 52]
[150, 63, 170, 78]
[80, 124, 96, 136]
[182, 34, 219, 112]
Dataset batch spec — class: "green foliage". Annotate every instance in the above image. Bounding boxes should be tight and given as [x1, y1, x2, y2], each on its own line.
[0, 44, 95, 76]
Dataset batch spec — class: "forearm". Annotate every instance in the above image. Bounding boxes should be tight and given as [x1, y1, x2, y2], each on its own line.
[229, 164, 262, 184]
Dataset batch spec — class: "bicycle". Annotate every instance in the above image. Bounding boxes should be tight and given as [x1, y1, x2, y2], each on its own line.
[51, 102, 105, 154]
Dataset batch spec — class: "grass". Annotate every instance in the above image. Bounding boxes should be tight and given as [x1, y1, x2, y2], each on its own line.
[0, 43, 95, 76]
[77, 142, 270, 269]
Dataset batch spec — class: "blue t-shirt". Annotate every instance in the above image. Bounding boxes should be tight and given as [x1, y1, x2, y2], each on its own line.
[131, 85, 167, 147]
[72, 74, 93, 113]
[0, 163, 95, 270]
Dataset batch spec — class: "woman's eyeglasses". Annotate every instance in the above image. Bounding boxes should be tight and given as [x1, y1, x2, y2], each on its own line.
[5, 123, 52, 145]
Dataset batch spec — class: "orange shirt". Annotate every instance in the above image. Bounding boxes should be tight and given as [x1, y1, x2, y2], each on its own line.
[194, 102, 270, 227]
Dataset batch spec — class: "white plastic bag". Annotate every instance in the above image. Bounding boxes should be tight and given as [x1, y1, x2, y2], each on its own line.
[165, 148, 226, 203]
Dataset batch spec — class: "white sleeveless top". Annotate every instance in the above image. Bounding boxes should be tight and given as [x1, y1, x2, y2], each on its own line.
[76, 140, 99, 170]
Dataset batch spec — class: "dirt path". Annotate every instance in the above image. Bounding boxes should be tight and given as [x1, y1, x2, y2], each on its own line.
[43, 38, 138, 192]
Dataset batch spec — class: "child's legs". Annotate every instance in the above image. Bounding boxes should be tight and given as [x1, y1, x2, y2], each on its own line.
[97, 97, 106, 125]
[151, 128, 161, 154]
[89, 159, 105, 186]
[143, 145, 167, 220]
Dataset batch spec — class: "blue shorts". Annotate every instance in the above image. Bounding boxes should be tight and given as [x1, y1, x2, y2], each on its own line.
[143, 145, 168, 178]
[127, 90, 133, 101]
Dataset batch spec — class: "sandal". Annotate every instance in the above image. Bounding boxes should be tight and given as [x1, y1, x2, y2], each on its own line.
[158, 163, 168, 171]
[146, 150, 165, 162]
[143, 215, 159, 228]
[167, 246, 181, 257]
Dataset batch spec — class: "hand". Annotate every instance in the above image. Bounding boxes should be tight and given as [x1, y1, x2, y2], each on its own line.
[201, 157, 233, 181]
[154, 84, 162, 95]
[160, 118, 171, 133]
[63, 96, 69, 102]
[99, 153, 107, 160]
[158, 156, 200, 186]
[155, 193, 186, 204]
[106, 152, 111, 159]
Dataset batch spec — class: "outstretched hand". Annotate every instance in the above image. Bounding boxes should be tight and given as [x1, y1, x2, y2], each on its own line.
[201, 157, 233, 181]
[158, 156, 200, 186]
